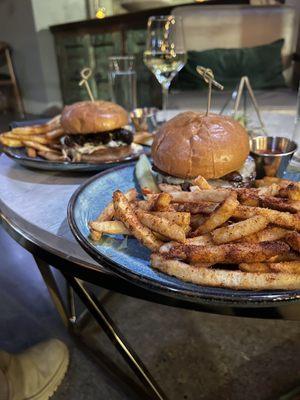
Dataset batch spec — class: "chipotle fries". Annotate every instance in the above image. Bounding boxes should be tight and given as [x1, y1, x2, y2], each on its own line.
[88, 164, 300, 290]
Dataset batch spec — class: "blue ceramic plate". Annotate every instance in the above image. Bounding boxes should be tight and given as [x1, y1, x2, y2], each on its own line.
[1, 145, 145, 172]
[68, 164, 300, 306]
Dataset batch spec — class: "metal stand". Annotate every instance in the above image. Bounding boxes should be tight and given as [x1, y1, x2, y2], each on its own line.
[34, 256, 167, 400]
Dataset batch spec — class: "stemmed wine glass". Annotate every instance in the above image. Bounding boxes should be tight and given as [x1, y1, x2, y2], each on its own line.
[143, 15, 186, 121]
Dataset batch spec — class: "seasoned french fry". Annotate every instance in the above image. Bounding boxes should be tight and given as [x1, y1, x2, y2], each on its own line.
[26, 147, 37, 158]
[211, 215, 269, 244]
[90, 229, 102, 241]
[96, 188, 137, 222]
[233, 205, 300, 231]
[151, 211, 190, 232]
[135, 208, 186, 243]
[159, 241, 289, 264]
[191, 192, 238, 236]
[285, 231, 300, 253]
[192, 175, 212, 190]
[185, 234, 212, 246]
[153, 192, 172, 211]
[241, 261, 300, 274]
[172, 202, 217, 215]
[241, 226, 289, 244]
[113, 190, 163, 251]
[151, 254, 300, 290]
[169, 190, 229, 203]
[89, 220, 130, 235]
[279, 183, 300, 201]
[158, 183, 182, 193]
[239, 263, 270, 273]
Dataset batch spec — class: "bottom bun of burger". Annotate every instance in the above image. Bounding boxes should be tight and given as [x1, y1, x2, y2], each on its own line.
[79, 145, 133, 164]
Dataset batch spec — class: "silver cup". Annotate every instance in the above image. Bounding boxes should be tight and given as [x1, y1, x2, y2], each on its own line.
[130, 107, 158, 132]
[250, 136, 297, 178]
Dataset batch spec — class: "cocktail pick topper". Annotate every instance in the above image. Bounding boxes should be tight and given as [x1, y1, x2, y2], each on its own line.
[79, 67, 95, 102]
[196, 66, 224, 115]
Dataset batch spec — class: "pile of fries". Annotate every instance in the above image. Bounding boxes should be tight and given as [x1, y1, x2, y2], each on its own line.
[89, 172, 300, 290]
[0, 115, 66, 161]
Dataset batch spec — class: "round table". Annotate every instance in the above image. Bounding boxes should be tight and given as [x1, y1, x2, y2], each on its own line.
[0, 108, 299, 400]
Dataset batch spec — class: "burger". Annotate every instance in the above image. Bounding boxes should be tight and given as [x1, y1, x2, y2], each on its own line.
[60, 100, 137, 163]
[151, 111, 255, 188]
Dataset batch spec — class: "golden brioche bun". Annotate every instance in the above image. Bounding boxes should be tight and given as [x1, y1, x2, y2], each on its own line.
[80, 145, 133, 163]
[61, 100, 129, 134]
[151, 112, 250, 179]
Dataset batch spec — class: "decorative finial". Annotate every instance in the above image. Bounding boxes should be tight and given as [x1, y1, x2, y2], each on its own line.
[196, 66, 224, 115]
[79, 67, 95, 102]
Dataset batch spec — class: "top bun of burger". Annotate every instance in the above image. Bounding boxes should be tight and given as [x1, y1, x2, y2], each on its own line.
[61, 100, 129, 134]
[152, 111, 250, 180]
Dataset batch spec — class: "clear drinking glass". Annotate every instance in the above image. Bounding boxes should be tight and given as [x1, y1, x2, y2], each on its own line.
[291, 81, 300, 169]
[143, 15, 186, 121]
[108, 56, 137, 111]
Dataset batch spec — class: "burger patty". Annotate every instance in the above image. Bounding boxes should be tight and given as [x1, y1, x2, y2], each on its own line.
[153, 156, 256, 189]
[62, 128, 133, 148]
[61, 128, 134, 162]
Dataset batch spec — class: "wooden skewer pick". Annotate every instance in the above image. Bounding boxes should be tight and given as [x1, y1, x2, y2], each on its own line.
[79, 67, 95, 102]
[196, 66, 224, 115]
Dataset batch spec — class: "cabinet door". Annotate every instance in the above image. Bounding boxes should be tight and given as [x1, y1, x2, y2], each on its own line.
[55, 34, 93, 104]
[125, 29, 161, 108]
[90, 32, 122, 101]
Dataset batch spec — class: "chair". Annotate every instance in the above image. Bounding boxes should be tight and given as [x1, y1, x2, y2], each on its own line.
[0, 42, 24, 117]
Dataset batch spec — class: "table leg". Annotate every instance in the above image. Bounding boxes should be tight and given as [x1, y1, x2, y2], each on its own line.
[63, 272, 168, 400]
[34, 256, 70, 328]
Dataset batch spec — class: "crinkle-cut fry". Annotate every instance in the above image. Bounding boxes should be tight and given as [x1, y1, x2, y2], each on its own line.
[158, 183, 182, 193]
[241, 226, 289, 243]
[172, 202, 217, 215]
[89, 220, 130, 235]
[150, 211, 190, 232]
[285, 231, 300, 253]
[135, 208, 186, 243]
[212, 215, 269, 244]
[153, 192, 172, 211]
[239, 263, 270, 273]
[191, 192, 238, 236]
[113, 190, 163, 251]
[26, 147, 37, 158]
[151, 254, 300, 290]
[279, 183, 300, 201]
[168, 190, 229, 203]
[192, 175, 212, 190]
[96, 188, 137, 222]
[233, 205, 300, 231]
[159, 241, 289, 264]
